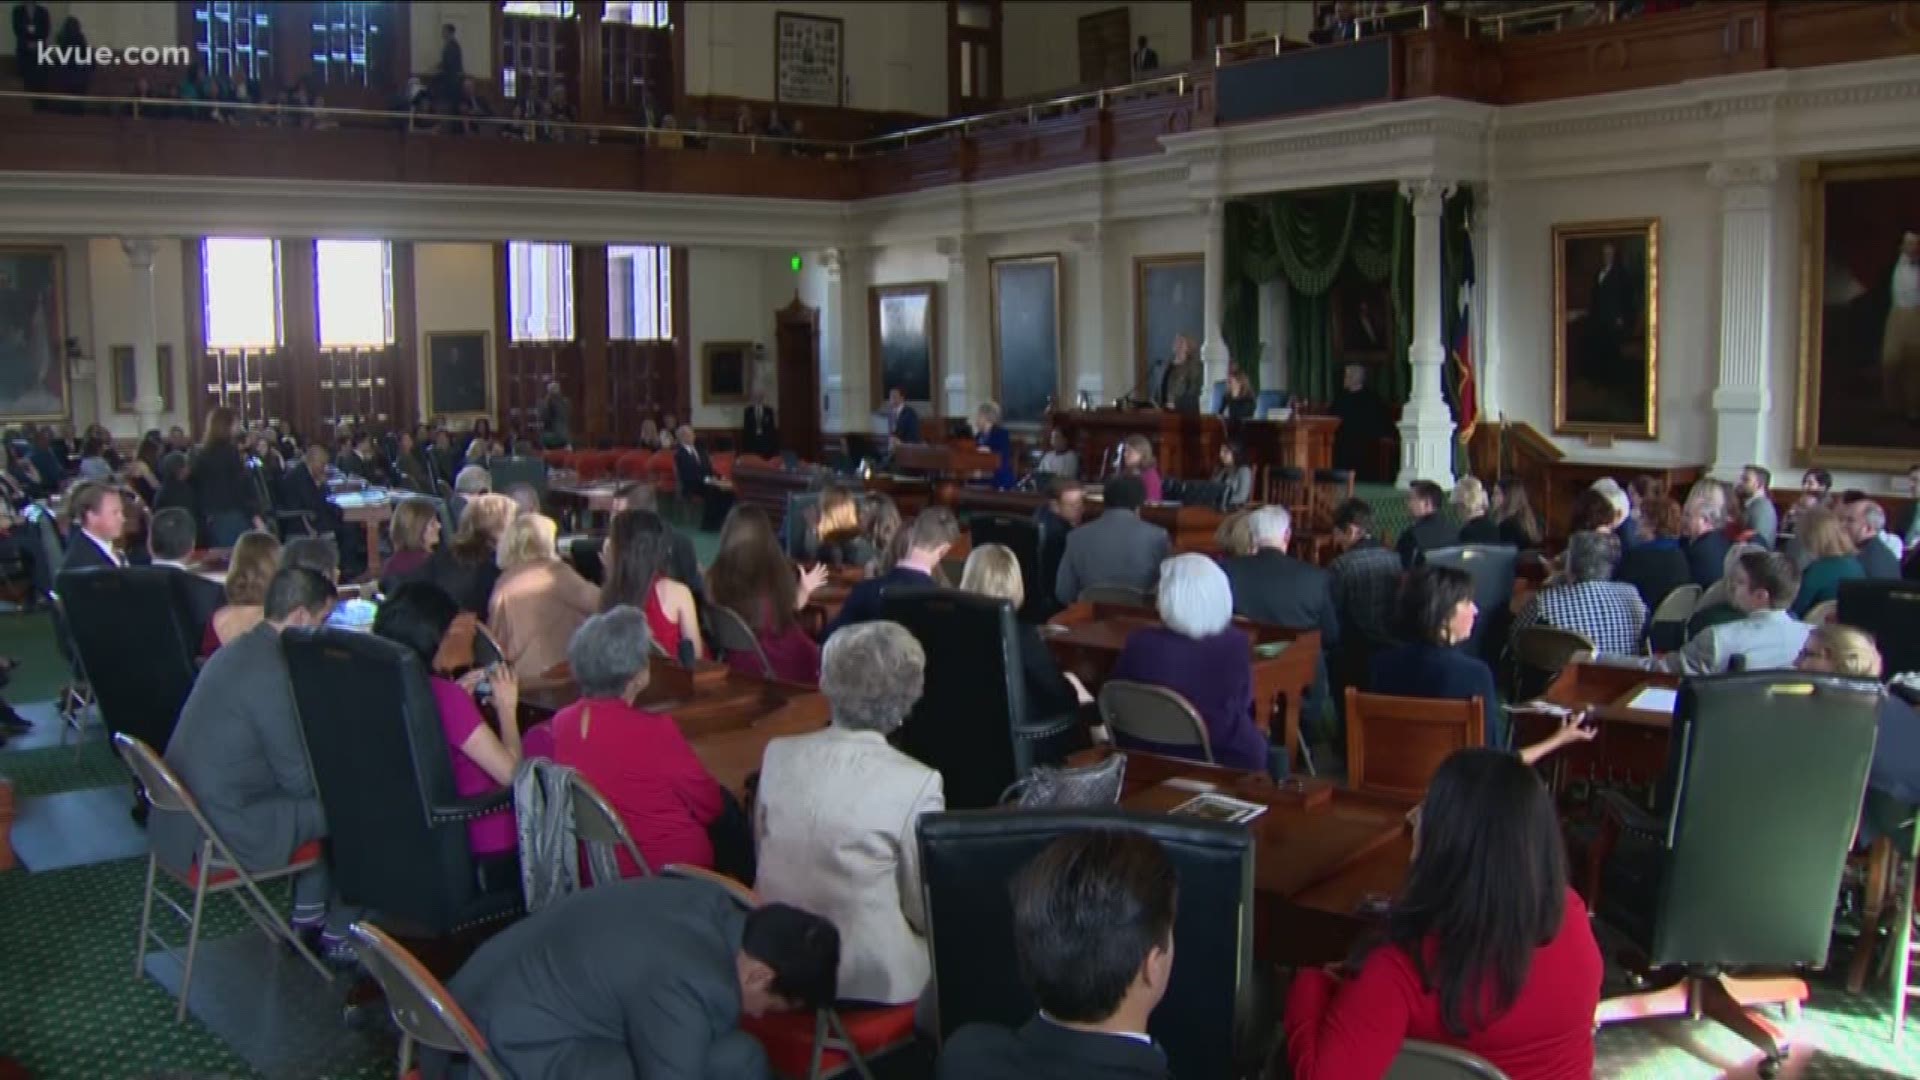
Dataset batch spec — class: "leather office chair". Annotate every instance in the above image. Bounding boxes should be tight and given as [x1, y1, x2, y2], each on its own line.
[485, 456, 547, 502]
[1837, 578, 1920, 678]
[879, 588, 1067, 810]
[1344, 689, 1484, 800]
[348, 920, 507, 1080]
[968, 513, 1048, 621]
[282, 627, 523, 939]
[916, 809, 1258, 1080]
[1589, 671, 1880, 1075]
[1421, 544, 1517, 661]
[57, 567, 200, 804]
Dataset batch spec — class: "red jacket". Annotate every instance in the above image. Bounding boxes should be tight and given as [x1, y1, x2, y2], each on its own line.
[1285, 887, 1602, 1080]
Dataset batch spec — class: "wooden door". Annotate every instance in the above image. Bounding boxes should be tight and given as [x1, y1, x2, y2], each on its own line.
[1192, 0, 1247, 60]
[775, 296, 820, 461]
[949, 0, 1002, 115]
[1078, 8, 1131, 86]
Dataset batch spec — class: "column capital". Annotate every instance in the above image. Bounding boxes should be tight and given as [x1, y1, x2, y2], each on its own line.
[119, 237, 158, 271]
[935, 235, 968, 261]
[1192, 196, 1225, 222]
[822, 246, 845, 280]
[1398, 178, 1456, 215]
[1706, 158, 1779, 189]
[1069, 222, 1105, 250]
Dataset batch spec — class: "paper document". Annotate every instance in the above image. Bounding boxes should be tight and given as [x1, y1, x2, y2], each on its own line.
[1169, 793, 1268, 824]
[1625, 687, 1679, 714]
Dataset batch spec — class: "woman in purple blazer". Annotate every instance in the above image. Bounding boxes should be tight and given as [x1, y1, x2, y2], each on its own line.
[1109, 553, 1269, 772]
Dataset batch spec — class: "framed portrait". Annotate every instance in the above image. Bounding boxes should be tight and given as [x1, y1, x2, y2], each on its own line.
[1134, 255, 1203, 397]
[1796, 158, 1920, 469]
[0, 245, 68, 422]
[990, 255, 1064, 426]
[702, 340, 753, 404]
[111, 343, 175, 414]
[1553, 219, 1659, 439]
[869, 283, 938, 413]
[425, 331, 493, 420]
[775, 11, 843, 107]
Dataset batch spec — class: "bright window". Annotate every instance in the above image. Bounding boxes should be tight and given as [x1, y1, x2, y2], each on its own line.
[502, 1, 575, 16]
[604, 2, 670, 26]
[315, 240, 394, 347]
[202, 238, 283, 349]
[608, 244, 673, 341]
[508, 241, 575, 342]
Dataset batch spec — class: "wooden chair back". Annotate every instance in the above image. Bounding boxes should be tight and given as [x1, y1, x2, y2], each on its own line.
[1344, 688, 1484, 800]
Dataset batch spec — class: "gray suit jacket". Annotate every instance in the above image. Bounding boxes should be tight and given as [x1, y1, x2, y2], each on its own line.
[1056, 509, 1171, 604]
[442, 877, 770, 1080]
[148, 622, 321, 875]
[1746, 494, 1779, 550]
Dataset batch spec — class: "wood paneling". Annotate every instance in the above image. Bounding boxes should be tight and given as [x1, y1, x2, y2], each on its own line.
[1772, 0, 1920, 69]
[681, 93, 933, 143]
[1494, 2, 1768, 104]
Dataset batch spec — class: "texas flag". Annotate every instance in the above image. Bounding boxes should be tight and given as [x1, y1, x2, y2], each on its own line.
[1448, 229, 1478, 445]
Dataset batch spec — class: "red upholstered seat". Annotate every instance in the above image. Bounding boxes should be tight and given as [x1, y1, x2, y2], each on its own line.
[543, 450, 571, 468]
[577, 450, 621, 480]
[169, 838, 324, 890]
[710, 451, 736, 481]
[743, 1003, 917, 1079]
[615, 450, 654, 479]
[646, 452, 678, 494]
[736, 453, 769, 470]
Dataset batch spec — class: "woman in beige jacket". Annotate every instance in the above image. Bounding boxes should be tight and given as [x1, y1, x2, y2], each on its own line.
[486, 513, 601, 681]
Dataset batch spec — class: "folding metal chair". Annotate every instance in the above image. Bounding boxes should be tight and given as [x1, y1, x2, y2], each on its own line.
[706, 603, 774, 678]
[347, 920, 506, 1080]
[662, 865, 900, 1080]
[1097, 680, 1214, 764]
[569, 771, 652, 877]
[113, 733, 333, 1022]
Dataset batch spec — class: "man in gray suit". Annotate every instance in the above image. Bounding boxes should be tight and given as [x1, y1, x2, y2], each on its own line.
[1056, 475, 1171, 605]
[1737, 464, 1779, 550]
[149, 568, 338, 936]
[437, 876, 841, 1079]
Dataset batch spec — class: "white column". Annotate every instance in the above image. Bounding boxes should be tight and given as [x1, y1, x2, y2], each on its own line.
[1200, 197, 1229, 389]
[120, 237, 164, 434]
[1706, 159, 1779, 480]
[1257, 279, 1286, 395]
[1396, 179, 1458, 488]
[938, 235, 972, 419]
[1474, 184, 1500, 420]
[818, 246, 856, 435]
[1071, 223, 1107, 407]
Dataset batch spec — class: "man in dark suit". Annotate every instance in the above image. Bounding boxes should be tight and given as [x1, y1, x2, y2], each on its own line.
[335, 433, 377, 482]
[437, 876, 841, 1080]
[1682, 494, 1732, 588]
[938, 830, 1174, 1080]
[742, 389, 779, 457]
[1034, 477, 1086, 576]
[280, 445, 345, 536]
[147, 506, 223, 643]
[1055, 476, 1170, 605]
[1224, 506, 1340, 646]
[824, 508, 958, 637]
[672, 424, 711, 495]
[1396, 480, 1460, 569]
[60, 480, 127, 572]
[1575, 240, 1641, 423]
[887, 387, 921, 449]
[1844, 498, 1903, 580]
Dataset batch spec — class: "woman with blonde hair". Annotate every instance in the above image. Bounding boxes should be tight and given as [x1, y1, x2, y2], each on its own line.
[1789, 508, 1865, 619]
[379, 496, 441, 595]
[1453, 477, 1499, 544]
[427, 491, 517, 614]
[960, 544, 1092, 730]
[1214, 508, 1257, 558]
[811, 486, 871, 569]
[1797, 624, 1920, 812]
[201, 530, 282, 657]
[1493, 477, 1543, 549]
[488, 512, 600, 680]
[1121, 434, 1163, 503]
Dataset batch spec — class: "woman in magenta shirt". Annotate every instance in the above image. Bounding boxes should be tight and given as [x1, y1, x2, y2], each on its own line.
[1285, 749, 1602, 1080]
[373, 582, 523, 857]
[525, 606, 729, 877]
[1121, 434, 1164, 503]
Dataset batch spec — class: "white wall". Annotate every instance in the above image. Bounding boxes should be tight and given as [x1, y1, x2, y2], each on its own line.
[413, 241, 496, 422]
[683, 0, 947, 117]
[410, 2, 494, 78]
[1002, 1, 1191, 101]
[80, 237, 191, 437]
[1485, 166, 1719, 469]
[1245, 1, 1320, 42]
[687, 247, 791, 428]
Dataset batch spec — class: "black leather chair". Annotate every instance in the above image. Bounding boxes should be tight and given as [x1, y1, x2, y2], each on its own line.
[968, 513, 1050, 622]
[880, 589, 1064, 810]
[56, 566, 200, 757]
[1837, 578, 1920, 679]
[282, 627, 522, 938]
[917, 809, 1257, 1079]
[1421, 544, 1517, 661]
[1590, 670, 1880, 1074]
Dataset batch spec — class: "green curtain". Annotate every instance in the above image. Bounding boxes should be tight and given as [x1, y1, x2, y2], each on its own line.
[1221, 186, 1413, 405]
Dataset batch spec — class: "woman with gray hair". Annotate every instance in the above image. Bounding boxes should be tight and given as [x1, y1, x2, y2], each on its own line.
[974, 400, 1015, 490]
[1509, 530, 1648, 657]
[1108, 553, 1268, 771]
[754, 621, 945, 1005]
[529, 605, 730, 879]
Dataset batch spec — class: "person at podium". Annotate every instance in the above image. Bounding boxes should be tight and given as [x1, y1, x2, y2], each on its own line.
[974, 401, 1015, 490]
[1147, 334, 1204, 413]
[886, 386, 922, 449]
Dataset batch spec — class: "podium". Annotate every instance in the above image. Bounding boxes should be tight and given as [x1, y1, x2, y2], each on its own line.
[892, 440, 1000, 478]
[1051, 409, 1340, 481]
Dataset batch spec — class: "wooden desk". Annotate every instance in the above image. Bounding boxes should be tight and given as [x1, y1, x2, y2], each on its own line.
[334, 490, 395, 576]
[1046, 602, 1321, 765]
[546, 481, 626, 530]
[891, 440, 1000, 480]
[1051, 408, 1339, 480]
[953, 488, 1226, 553]
[1110, 750, 1410, 966]
[1517, 662, 1679, 797]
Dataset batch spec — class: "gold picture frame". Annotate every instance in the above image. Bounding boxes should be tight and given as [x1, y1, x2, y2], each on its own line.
[1794, 157, 1920, 470]
[1133, 254, 1203, 399]
[1552, 219, 1659, 440]
[869, 283, 939, 413]
[423, 330, 494, 421]
[0, 244, 69, 423]
[111, 343, 175, 414]
[989, 254, 1064, 425]
[702, 340, 753, 405]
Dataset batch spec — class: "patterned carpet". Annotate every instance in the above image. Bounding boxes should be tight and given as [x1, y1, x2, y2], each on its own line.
[3, 601, 1920, 1078]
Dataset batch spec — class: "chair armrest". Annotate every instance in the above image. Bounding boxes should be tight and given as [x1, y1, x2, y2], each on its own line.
[429, 788, 512, 824]
[1595, 786, 1663, 841]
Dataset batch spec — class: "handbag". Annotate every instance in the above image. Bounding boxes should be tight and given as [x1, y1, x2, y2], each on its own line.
[1001, 752, 1128, 809]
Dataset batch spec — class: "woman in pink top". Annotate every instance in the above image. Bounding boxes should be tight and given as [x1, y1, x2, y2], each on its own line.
[1122, 434, 1163, 503]
[374, 582, 523, 857]
[1285, 749, 1602, 1080]
[528, 605, 728, 877]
